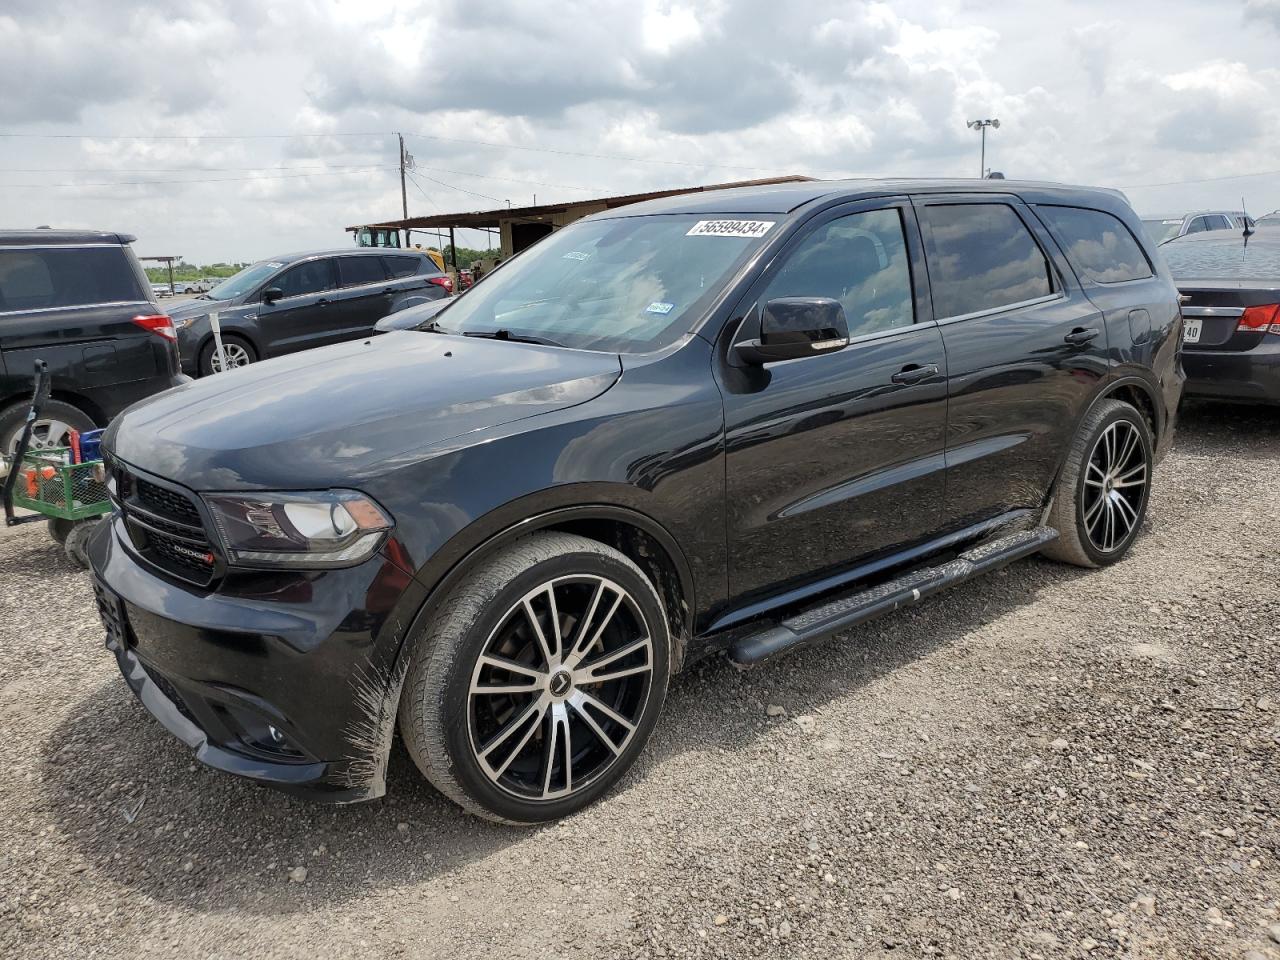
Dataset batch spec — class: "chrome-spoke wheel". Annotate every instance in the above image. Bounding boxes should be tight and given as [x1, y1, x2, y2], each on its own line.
[1081, 419, 1148, 554]
[467, 575, 654, 802]
[209, 342, 252, 373]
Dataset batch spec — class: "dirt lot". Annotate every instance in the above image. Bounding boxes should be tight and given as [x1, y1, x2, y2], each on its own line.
[1, 401, 1277, 960]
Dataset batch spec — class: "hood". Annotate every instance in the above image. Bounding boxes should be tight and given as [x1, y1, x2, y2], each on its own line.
[164, 297, 223, 320]
[107, 331, 622, 490]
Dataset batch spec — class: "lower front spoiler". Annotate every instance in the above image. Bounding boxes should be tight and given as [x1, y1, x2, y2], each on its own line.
[108, 635, 377, 805]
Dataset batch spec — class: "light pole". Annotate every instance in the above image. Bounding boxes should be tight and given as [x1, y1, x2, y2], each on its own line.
[966, 118, 1000, 178]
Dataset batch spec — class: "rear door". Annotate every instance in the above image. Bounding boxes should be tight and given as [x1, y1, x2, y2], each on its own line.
[718, 198, 950, 605]
[255, 257, 338, 357]
[915, 196, 1108, 527]
[1032, 203, 1176, 402]
[0, 243, 177, 421]
[332, 255, 394, 339]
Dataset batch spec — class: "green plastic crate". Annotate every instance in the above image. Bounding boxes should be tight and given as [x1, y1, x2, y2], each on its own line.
[11, 448, 111, 521]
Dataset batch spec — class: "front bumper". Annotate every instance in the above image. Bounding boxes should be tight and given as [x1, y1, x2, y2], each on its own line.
[1182, 340, 1280, 404]
[87, 515, 425, 803]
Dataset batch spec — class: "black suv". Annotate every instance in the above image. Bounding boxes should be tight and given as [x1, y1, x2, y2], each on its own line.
[0, 230, 183, 460]
[88, 180, 1183, 823]
[167, 249, 450, 376]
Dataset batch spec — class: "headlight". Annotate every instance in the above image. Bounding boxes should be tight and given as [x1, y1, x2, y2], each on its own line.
[202, 490, 392, 568]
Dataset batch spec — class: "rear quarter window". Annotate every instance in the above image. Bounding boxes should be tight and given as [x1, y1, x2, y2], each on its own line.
[1038, 206, 1153, 284]
[0, 246, 146, 312]
[383, 255, 428, 278]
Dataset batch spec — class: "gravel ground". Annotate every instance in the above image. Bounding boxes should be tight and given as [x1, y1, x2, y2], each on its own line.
[1, 401, 1277, 960]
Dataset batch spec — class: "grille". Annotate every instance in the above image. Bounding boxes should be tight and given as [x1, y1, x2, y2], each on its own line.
[111, 463, 219, 587]
[137, 477, 203, 527]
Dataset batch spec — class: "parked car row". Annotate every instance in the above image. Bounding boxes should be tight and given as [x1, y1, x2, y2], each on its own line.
[1140, 209, 1253, 246]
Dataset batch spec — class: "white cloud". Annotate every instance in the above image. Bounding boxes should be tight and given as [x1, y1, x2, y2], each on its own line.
[1, 0, 1277, 261]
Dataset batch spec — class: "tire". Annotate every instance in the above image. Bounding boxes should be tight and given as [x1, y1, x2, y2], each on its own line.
[198, 335, 257, 376]
[1043, 399, 1153, 568]
[0, 399, 97, 461]
[63, 519, 102, 569]
[47, 517, 75, 545]
[398, 532, 671, 824]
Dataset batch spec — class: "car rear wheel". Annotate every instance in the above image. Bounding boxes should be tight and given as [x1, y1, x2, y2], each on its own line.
[1043, 399, 1153, 567]
[199, 335, 256, 376]
[399, 532, 670, 824]
[0, 399, 97, 466]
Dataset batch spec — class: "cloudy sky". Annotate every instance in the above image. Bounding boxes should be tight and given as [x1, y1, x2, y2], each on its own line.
[3, 0, 1279, 263]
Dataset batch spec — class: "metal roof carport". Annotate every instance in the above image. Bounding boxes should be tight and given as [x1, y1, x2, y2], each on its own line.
[346, 175, 813, 266]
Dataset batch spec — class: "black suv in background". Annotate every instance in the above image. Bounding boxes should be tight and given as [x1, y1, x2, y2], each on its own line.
[0, 230, 183, 459]
[167, 249, 451, 376]
[90, 179, 1182, 823]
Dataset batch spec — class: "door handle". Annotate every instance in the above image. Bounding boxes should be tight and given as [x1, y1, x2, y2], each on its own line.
[383, 287, 395, 294]
[890, 363, 939, 385]
[1064, 327, 1100, 345]
[316, 298, 330, 307]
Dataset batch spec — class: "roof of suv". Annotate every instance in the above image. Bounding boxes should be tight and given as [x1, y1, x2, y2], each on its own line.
[591, 178, 1131, 219]
[0, 229, 137, 246]
[261, 248, 436, 267]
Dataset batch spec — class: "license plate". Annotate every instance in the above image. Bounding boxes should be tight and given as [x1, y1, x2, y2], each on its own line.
[1183, 317, 1202, 343]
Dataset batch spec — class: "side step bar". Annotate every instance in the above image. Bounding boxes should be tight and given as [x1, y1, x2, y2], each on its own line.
[727, 526, 1059, 666]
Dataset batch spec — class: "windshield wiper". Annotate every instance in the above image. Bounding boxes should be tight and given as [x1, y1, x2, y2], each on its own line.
[462, 329, 565, 348]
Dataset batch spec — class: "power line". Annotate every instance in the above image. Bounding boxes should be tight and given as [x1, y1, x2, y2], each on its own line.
[404, 131, 790, 175]
[409, 170, 505, 204]
[0, 162, 388, 173]
[0, 127, 793, 176]
[0, 131, 393, 141]
[0, 167, 393, 188]
[1120, 168, 1280, 189]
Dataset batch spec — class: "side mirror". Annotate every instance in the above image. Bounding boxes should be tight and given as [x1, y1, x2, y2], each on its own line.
[262, 287, 283, 304]
[734, 297, 849, 365]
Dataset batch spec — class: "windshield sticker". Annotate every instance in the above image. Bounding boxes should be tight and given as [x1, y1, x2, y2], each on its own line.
[687, 219, 776, 238]
[645, 301, 675, 315]
[1161, 220, 1180, 225]
[562, 251, 591, 261]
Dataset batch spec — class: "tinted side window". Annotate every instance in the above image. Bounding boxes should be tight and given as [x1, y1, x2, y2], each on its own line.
[1037, 206, 1152, 283]
[275, 259, 334, 298]
[383, 255, 424, 278]
[338, 256, 388, 287]
[0, 247, 145, 311]
[1210, 215, 1233, 230]
[920, 203, 1053, 319]
[1185, 217, 1208, 234]
[761, 208, 914, 336]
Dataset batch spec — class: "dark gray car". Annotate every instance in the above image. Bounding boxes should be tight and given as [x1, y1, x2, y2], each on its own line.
[169, 249, 451, 376]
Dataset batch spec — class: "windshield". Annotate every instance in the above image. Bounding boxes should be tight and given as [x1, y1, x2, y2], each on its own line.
[423, 214, 776, 352]
[206, 260, 284, 301]
[1141, 219, 1183, 246]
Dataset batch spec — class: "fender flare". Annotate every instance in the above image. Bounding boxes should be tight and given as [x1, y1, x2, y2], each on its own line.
[393, 501, 696, 670]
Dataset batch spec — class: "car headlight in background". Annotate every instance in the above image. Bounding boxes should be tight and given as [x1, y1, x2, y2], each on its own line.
[172, 316, 204, 331]
[202, 490, 392, 568]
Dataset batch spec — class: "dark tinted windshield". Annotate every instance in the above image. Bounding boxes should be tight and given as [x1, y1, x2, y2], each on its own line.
[1162, 239, 1280, 281]
[0, 246, 146, 311]
[424, 214, 775, 352]
[207, 260, 283, 300]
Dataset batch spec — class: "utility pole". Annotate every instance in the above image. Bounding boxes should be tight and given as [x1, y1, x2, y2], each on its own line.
[397, 132, 409, 221]
[966, 118, 1000, 178]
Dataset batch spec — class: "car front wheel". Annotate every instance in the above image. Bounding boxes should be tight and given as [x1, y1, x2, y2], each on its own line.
[1044, 398, 1153, 567]
[399, 532, 670, 824]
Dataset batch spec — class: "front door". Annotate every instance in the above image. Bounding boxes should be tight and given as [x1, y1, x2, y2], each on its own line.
[913, 196, 1109, 527]
[717, 199, 950, 606]
[256, 257, 338, 358]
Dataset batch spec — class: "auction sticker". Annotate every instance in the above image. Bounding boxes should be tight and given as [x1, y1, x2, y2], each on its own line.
[686, 219, 775, 238]
[645, 301, 675, 315]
